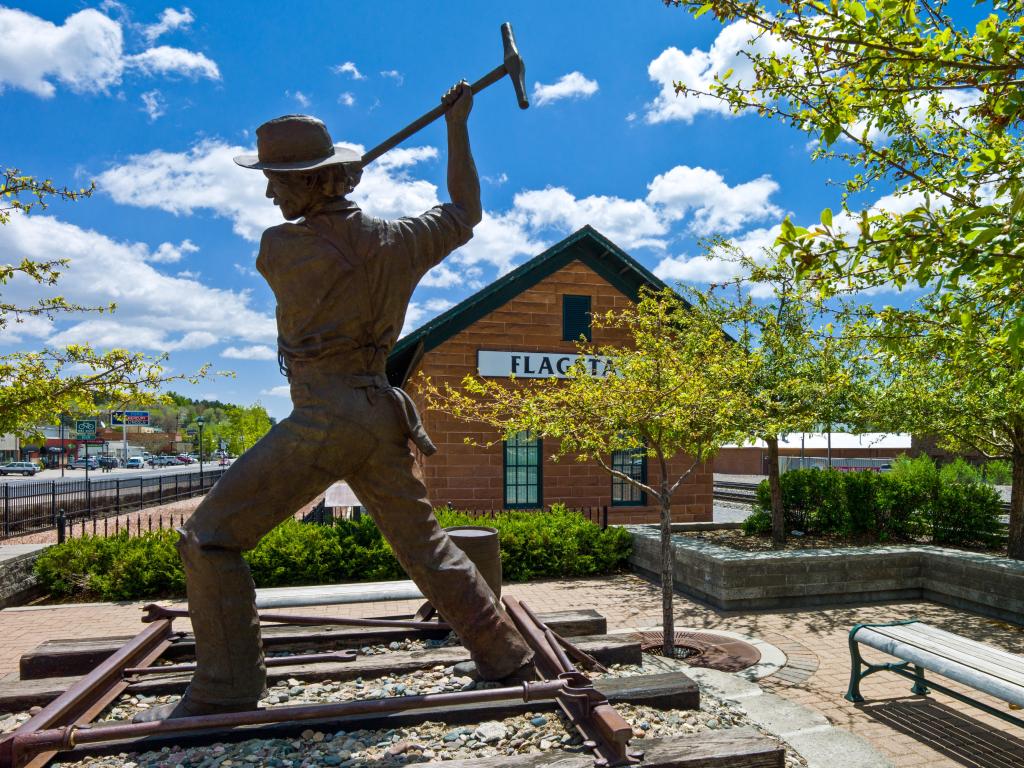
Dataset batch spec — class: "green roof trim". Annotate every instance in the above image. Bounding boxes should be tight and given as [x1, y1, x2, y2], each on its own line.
[387, 226, 673, 386]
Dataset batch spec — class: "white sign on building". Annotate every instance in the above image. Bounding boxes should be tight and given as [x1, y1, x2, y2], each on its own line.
[477, 350, 615, 379]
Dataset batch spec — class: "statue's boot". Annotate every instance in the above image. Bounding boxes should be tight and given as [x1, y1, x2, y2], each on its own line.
[145, 529, 266, 721]
[132, 692, 255, 723]
[451, 659, 540, 684]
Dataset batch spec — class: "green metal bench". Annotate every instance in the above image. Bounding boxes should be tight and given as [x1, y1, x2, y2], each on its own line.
[845, 620, 1024, 728]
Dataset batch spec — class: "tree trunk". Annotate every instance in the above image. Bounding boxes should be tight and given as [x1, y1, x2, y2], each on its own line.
[659, 461, 674, 658]
[1008, 448, 1024, 560]
[766, 436, 785, 549]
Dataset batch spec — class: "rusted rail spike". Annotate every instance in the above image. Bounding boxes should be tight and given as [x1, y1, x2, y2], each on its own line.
[123, 650, 357, 677]
[142, 603, 450, 631]
[4, 679, 569, 767]
[503, 597, 639, 767]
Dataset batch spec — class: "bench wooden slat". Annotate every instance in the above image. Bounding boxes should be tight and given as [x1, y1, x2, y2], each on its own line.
[876, 624, 1024, 676]
[869, 624, 1024, 688]
[855, 627, 1024, 707]
[881, 623, 1024, 672]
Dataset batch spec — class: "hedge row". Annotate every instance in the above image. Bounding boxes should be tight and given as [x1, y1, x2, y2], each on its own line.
[35, 505, 633, 602]
[742, 456, 1004, 548]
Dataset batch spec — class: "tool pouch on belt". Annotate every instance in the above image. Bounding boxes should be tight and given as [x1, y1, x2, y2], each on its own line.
[339, 374, 438, 457]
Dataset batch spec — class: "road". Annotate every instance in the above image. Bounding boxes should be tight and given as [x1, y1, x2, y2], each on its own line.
[0, 462, 230, 485]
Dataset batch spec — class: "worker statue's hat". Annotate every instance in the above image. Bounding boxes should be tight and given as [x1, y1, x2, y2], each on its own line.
[233, 115, 361, 172]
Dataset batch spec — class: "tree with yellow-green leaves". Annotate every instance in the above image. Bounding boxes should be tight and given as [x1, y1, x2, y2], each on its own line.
[1, 168, 211, 436]
[664, 0, 1024, 344]
[693, 252, 872, 547]
[421, 289, 752, 656]
[864, 288, 1024, 558]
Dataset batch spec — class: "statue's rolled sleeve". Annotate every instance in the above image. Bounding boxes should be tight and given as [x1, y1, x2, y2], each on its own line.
[393, 203, 474, 277]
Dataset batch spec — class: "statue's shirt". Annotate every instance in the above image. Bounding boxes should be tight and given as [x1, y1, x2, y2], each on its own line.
[257, 200, 473, 376]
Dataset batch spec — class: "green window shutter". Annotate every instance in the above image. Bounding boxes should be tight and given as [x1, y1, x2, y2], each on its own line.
[562, 294, 592, 342]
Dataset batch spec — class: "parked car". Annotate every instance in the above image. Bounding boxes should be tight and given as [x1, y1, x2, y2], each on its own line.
[0, 461, 40, 476]
[126, 457, 145, 469]
[97, 456, 119, 470]
[69, 457, 99, 470]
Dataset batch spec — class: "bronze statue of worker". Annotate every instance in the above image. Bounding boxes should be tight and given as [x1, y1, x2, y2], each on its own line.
[139, 82, 534, 721]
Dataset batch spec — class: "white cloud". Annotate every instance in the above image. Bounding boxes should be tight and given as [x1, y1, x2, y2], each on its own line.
[142, 7, 194, 43]
[338, 91, 355, 107]
[0, 8, 124, 97]
[222, 345, 277, 360]
[287, 90, 311, 108]
[140, 89, 166, 121]
[512, 187, 668, 251]
[150, 238, 198, 263]
[380, 69, 403, 85]
[0, 212, 275, 353]
[483, 172, 508, 186]
[261, 385, 291, 398]
[532, 72, 599, 107]
[644, 20, 789, 124]
[126, 46, 220, 80]
[646, 166, 782, 235]
[332, 61, 364, 80]
[450, 211, 548, 275]
[0, 7, 219, 97]
[98, 140, 447, 242]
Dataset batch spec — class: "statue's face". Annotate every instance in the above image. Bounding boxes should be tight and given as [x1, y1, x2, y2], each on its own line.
[264, 171, 320, 221]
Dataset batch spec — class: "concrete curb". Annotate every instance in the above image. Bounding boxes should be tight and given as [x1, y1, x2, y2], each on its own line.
[679, 663, 894, 768]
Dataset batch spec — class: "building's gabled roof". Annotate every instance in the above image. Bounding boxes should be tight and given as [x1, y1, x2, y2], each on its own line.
[387, 225, 671, 386]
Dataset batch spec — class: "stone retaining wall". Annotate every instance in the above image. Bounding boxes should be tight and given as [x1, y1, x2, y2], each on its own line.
[627, 526, 1024, 625]
[0, 548, 44, 608]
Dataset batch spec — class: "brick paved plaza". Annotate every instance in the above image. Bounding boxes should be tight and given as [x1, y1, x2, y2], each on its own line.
[2, 573, 1022, 766]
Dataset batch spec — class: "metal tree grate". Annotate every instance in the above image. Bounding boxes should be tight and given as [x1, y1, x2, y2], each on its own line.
[633, 630, 761, 672]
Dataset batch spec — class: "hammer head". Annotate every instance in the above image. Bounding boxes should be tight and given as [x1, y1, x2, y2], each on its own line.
[501, 22, 529, 109]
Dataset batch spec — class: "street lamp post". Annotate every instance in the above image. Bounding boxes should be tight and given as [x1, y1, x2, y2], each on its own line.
[197, 416, 205, 489]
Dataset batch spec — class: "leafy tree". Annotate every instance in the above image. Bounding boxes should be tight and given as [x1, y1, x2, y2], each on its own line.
[1, 169, 211, 436]
[421, 289, 751, 655]
[694, 255, 871, 546]
[220, 403, 273, 455]
[865, 290, 1024, 558]
[665, 0, 1024, 343]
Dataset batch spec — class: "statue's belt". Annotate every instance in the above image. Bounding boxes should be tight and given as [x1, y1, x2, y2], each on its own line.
[339, 373, 438, 457]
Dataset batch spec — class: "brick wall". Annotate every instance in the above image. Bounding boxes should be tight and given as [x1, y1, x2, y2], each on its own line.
[406, 259, 713, 524]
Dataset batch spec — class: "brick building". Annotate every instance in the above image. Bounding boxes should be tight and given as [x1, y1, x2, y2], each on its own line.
[387, 226, 713, 525]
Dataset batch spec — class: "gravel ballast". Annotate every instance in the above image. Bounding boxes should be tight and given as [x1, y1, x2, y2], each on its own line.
[1, 653, 806, 768]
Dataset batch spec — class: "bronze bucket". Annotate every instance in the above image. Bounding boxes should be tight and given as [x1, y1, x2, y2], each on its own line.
[445, 525, 502, 598]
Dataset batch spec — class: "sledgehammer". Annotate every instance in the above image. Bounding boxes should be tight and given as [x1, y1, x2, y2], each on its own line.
[360, 22, 528, 166]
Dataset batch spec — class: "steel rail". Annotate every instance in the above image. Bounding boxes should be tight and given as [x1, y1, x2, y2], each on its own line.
[0, 618, 175, 768]
[4, 680, 569, 765]
[141, 603, 450, 631]
[503, 597, 637, 767]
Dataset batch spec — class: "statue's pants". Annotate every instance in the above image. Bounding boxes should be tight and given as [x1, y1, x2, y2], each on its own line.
[177, 368, 534, 707]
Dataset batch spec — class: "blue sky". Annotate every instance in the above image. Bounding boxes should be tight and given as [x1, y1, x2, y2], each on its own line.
[2, 1, 901, 420]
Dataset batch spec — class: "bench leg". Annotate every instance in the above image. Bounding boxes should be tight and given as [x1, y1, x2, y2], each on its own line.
[845, 633, 865, 703]
[911, 664, 929, 696]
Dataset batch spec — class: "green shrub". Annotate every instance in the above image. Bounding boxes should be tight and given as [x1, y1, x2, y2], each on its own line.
[939, 458, 983, 486]
[929, 482, 1004, 548]
[741, 509, 772, 536]
[983, 460, 1012, 485]
[747, 455, 1004, 549]
[35, 506, 632, 601]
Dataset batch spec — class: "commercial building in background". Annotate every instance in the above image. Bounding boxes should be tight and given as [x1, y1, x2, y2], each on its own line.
[0, 434, 18, 463]
[714, 433, 914, 475]
[387, 226, 713, 525]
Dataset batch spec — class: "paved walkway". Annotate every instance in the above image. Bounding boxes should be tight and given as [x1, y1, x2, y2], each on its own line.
[2, 575, 1023, 767]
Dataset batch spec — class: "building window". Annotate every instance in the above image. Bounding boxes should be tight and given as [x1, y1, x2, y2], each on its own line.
[611, 447, 647, 506]
[504, 431, 542, 508]
[562, 294, 592, 342]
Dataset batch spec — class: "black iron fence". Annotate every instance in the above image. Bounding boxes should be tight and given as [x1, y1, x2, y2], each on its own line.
[1, 467, 229, 541]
